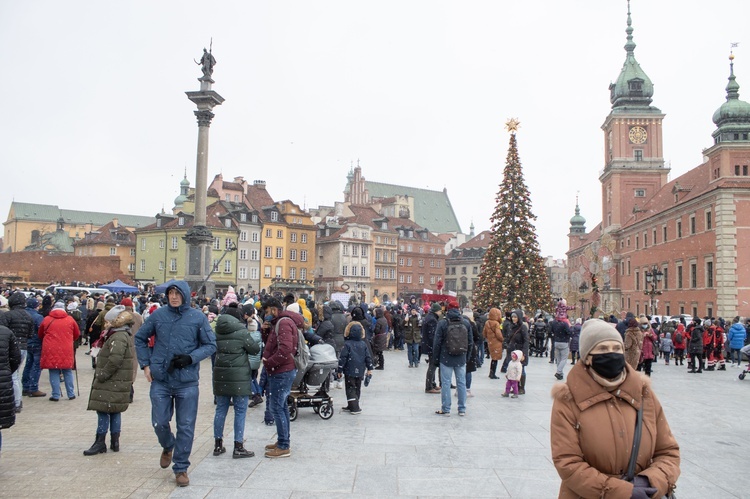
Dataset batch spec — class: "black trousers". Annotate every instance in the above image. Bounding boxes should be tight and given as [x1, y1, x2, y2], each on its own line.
[425, 354, 438, 390]
[345, 375, 362, 411]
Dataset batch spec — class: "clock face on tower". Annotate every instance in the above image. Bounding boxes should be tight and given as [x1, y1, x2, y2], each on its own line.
[629, 126, 647, 144]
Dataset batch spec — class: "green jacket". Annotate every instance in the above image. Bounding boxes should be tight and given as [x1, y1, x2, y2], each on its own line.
[213, 314, 260, 397]
[87, 328, 134, 414]
[403, 314, 422, 344]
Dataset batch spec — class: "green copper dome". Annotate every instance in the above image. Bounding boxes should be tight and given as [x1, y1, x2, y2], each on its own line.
[712, 56, 750, 127]
[609, 1, 656, 110]
[569, 204, 586, 227]
[174, 173, 190, 207]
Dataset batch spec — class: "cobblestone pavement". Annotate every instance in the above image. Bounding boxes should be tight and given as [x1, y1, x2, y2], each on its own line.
[0, 347, 746, 498]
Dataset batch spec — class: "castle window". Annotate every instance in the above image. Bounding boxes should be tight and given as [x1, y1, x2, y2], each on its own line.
[628, 79, 643, 93]
[634, 150, 643, 162]
[744, 165, 749, 176]
[734, 133, 740, 140]
[634, 189, 645, 197]
[736, 165, 741, 175]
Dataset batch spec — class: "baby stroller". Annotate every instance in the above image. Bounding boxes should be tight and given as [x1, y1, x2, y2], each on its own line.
[288, 343, 338, 421]
[738, 344, 750, 380]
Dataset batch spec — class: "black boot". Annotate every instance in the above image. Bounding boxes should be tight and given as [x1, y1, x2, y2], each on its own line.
[83, 433, 107, 456]
[110, 432, 120, 452]
[233, 441, 254, 459]
[518, 374, 526, 395]
[489, 360, 499, 379]
[213, 438, 226, 456]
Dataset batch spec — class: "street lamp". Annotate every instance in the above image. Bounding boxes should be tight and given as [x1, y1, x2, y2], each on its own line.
[578, 282, 589, 319]
[644, 265, 663, 316]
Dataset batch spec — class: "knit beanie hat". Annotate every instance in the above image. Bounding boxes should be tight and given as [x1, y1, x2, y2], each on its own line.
[430, 303, 442, 313]
[53, 301, 65, 310]
[579, 319, 623, 360]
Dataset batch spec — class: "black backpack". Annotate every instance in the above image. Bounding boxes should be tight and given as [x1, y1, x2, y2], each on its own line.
[444, 317, 469, 356]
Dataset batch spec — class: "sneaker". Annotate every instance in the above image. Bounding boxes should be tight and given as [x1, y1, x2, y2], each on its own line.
[501, 392, 510, 398]
[264, 420, 275, 426]
[435, 410, 450, 416]
[265, 447, 291, 458]
[341, 406, 351, 412]
[425, 388, 441, 394]
[458, 411, 466, 416]
[555, 373, 564, 380]
[49, 397, 59, 402]
[160, 448, 173, 469]
[22, 390, 30, 396]
[467, 390, 474, 398]
[510, 394, 518, 398]
[14, 402, 22, 414]
[350, 409, 362, 415]
[264, 442, 279, 451]
[29, 390, 46, 397]
[175, 472, 189, 487]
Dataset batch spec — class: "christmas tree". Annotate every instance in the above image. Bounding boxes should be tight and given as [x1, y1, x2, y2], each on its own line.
[474, 119, 552, 314]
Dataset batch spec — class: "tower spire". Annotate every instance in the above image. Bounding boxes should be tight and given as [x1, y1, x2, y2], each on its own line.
[624, 0, 636, 54]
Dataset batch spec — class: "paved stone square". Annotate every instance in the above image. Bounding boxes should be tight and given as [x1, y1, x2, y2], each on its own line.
[0, 348, 746, 498]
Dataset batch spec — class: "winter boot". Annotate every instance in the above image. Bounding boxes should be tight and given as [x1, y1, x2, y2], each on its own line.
[489, 360, 499, 379]
[110, 432, 120, 452]
[233, 441, 255, 459]
[213, 438, 226, 456]
[83, 433, 107, 456]
[518, 374, 526, 395]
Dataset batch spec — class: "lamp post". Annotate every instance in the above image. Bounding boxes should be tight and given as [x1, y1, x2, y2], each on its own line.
[644, 266, 664, 316]
[578, 282, 588, 319]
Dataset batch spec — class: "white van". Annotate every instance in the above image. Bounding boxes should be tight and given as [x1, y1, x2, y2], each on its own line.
[47, 286, 111, 298]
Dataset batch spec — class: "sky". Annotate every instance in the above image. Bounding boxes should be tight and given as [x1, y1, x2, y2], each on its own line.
[1, 1, 748, 259]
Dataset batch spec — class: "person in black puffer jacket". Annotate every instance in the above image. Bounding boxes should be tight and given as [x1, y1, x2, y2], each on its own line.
[338, 322, 373, 414]
[372, 307, 389, 370]
[0, 292, 35, 409]
[0, 325, 22, 449]
[329, 301, 348, 357]
[315, 305, 335, 350]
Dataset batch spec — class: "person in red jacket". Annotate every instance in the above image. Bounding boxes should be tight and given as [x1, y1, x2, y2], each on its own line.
[260, 297, 300, 459]
[38, 301, 80, 401]
[672, 323, 687, 366]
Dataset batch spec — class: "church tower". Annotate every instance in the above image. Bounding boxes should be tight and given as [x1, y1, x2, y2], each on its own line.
[600, 0, 670, 232]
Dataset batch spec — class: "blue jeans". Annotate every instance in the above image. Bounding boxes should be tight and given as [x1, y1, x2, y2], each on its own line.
[97, 411, 122, 434]
[267, 369, 296, 450]
[466, 371, 472, 390]
[49, 369, 75, 399]
[730, 348, 742, 365]
[22, 342, 42, 392]
[407, 343, 420, 366]
[477, 342, 485, 367]
[214, 395, 249, 441]
[150, 381, 199, 474]
[439, 363, 466, 413]
[12, 350, 27, 406]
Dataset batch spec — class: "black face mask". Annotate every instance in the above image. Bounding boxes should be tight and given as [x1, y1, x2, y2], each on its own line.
[589, 352, 626, 379]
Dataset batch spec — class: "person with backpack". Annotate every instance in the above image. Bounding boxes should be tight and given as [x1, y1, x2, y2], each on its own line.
[432, 302, 473, 416]
[259, 297, 302, 458]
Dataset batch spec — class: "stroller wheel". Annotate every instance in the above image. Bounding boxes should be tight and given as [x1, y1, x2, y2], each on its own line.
[739, 372, 746, 381]
[318, 401, 334, 420]
[289, 402, 298, 421]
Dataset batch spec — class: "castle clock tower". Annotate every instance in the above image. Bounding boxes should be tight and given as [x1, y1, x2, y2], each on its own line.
[600, 0, 670, 232]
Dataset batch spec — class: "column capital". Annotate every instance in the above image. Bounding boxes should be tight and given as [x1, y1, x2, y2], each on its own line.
[194, 109, 215, 127]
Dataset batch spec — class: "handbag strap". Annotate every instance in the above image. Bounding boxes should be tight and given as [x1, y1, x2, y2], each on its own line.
[626, 404, 644, 481]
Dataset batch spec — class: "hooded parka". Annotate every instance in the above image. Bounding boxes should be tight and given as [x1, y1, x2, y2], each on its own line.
[550, 363, 679, 498]
[212, 314, 260, 396]
[0, 326, 21, 429]
[87, 312, 135, 414]
[38, 308, 81, 370]
[483, 308, 505, 361]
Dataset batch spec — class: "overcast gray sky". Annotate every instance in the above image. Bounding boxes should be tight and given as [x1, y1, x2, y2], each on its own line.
[1, 1, 747, 259]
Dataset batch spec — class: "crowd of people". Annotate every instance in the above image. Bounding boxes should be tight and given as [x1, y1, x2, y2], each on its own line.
[9, 283, 748, 495]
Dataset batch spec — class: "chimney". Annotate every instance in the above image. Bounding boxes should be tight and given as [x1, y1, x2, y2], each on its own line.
[112, 218, 119, 228]
[253, 180, 266, 190]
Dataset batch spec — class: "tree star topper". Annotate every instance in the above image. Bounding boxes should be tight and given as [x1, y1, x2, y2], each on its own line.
[505, 118, 521, 134]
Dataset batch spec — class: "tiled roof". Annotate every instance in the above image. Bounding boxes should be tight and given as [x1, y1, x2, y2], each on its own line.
[343, 205, 396, 232]
[7, 202, 154, 229]
[364, 181, 461, 234]
[139, 202, 234, 231]
[73, 221, 135, 246]
[459, 230, 493, 249]
[392, 220, 445, 244]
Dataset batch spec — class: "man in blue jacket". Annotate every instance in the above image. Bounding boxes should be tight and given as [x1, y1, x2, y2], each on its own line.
[135, 281, 216, 488]
[432, 302, 473, 416]
[727, 316, 747, 366]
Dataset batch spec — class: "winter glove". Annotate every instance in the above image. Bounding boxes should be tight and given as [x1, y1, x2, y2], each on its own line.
[630, 475, 657, 499]
[171, 354, 193, 370]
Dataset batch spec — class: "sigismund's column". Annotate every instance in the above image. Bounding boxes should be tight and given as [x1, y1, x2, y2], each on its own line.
[184, 47, 225, 297]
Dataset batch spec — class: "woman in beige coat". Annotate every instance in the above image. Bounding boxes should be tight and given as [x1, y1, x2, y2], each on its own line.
[624, 317, 643, 370]
[550, 319, 679, 498]
[483, 308, 504, 379]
